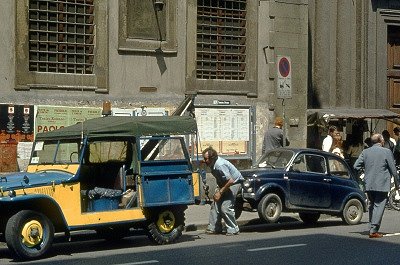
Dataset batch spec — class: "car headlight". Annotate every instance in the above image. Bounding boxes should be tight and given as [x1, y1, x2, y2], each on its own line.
[243, 179, 254, 193]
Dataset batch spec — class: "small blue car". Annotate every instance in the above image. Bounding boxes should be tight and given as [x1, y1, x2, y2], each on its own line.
[239, 148, 367, 225]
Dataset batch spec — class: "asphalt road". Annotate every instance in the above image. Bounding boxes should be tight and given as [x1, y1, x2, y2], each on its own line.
[2, 209, 400, 265]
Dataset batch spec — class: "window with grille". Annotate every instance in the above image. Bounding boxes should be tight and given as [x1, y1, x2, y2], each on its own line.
[196, 0, 247, 80]
[28, 0, 95, 74]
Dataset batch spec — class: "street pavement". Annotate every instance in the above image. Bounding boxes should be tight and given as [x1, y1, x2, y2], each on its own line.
[185, 204, 287, 232]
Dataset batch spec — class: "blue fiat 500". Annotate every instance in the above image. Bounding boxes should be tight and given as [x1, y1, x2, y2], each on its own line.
[239, 148, 367, 225]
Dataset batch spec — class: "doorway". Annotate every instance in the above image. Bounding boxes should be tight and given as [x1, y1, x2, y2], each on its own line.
[387, 25, 400, 133]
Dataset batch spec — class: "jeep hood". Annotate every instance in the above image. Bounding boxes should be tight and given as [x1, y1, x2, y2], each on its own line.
[0, 171, 73, 190]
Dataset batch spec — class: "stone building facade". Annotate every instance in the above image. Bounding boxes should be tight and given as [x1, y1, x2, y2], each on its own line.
[0, 0, 309, 170]
[2, 0, 400, 169]
[3, 0, 400, 170]
[308, 0, 400, 148]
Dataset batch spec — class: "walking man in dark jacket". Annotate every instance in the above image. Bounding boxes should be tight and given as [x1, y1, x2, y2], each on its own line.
[262, 117, 289, 154]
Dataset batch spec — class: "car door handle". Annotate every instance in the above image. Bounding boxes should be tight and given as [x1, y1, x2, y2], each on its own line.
[323, 178, 332, 183]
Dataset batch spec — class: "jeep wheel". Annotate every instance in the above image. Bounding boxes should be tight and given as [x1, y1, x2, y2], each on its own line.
[146, 207, 185, 245]
[299, 212, 320, 225]
[5, 210, 54, 260]
[257, 193, 282, 223]
[341, 198, 363, 225]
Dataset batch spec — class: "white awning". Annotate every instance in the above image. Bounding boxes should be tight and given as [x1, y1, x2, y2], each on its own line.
[307, 108, 400, 127]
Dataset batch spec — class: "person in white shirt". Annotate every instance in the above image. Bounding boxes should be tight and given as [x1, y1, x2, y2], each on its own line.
[322, 126, 337, 152]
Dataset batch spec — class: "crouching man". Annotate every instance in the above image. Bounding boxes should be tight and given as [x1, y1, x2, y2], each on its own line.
[202, 147, 244, 236]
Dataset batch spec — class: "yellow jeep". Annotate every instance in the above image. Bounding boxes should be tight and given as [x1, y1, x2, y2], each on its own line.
[0, 115, 200, 260]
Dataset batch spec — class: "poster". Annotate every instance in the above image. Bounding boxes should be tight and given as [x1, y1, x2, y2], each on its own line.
[35, 106, 102, 134]
[0, 104, 34, 172]
[0, 104, 34, 143]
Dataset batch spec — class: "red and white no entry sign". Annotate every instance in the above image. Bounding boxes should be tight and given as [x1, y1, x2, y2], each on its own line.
[276, 55, 292, 99]
[278, 57, 291, 78]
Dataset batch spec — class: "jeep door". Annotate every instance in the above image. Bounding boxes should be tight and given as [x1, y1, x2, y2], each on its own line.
[286, 153, 331, 208]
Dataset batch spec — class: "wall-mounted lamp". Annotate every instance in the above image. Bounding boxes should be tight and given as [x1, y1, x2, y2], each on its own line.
[102, 100, 112, 116]
[154, 0, 164, 11]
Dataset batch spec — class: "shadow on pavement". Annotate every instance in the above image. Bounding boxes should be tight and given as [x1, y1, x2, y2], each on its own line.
[0, 229, 198, 262]
[2, 232, 399, 265]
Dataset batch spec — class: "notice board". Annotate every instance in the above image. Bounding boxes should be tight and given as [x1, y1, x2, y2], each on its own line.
[34, 106, 102, 135]
[195, 105, 255, 160]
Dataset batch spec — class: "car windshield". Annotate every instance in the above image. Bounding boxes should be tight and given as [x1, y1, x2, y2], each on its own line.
[256, 149, 294, 169]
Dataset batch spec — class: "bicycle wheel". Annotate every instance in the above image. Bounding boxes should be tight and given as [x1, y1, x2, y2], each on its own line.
[389, 189, 400, 211]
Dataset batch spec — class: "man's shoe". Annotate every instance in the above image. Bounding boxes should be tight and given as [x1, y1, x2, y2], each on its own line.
[226, 232, 239, 236]
[205, 229, 220, 235]
[369, 232, 383, 238]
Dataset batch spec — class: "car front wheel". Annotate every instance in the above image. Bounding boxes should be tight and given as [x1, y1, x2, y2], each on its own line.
[5, 210, 54, 260]
[342, 198, 363, 225]
[257, 193, 282, 223]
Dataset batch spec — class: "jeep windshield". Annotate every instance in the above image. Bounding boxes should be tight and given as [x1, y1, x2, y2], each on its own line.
[31, 139, 133, 165]
[256, 149, 294, 169]
[31, 139, 81, 165]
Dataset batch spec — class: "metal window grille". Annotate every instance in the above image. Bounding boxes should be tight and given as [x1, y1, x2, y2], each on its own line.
[28, 0, 95, 74]
[196, 0, 247, 80]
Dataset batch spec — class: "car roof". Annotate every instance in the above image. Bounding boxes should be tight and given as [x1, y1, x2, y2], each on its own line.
[269, 147, 344, 158]
[35, 115, 198, 140]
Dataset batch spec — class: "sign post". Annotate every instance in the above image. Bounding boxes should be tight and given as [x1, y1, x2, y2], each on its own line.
[276, 56, 292, 145]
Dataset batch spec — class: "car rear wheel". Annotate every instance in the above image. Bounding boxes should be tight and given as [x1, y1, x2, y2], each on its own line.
[5, 210, 54, 260]
[341, 198, 363, 225]
[299, 212, 320, 225]
[146, 207, 185, 245]
[257, 193, 282, 223]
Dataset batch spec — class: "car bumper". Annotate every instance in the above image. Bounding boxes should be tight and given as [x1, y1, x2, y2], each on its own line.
[242, 192, 256, 200]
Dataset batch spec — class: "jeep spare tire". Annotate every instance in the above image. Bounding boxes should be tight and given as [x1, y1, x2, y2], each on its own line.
[146, 206, 185, 244]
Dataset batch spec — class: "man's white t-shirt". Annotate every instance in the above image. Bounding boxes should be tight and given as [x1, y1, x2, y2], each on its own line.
[322, 135, 333, 152]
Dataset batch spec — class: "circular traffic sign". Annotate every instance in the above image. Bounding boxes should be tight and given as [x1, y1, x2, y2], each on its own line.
[278, 57, 290, 78]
